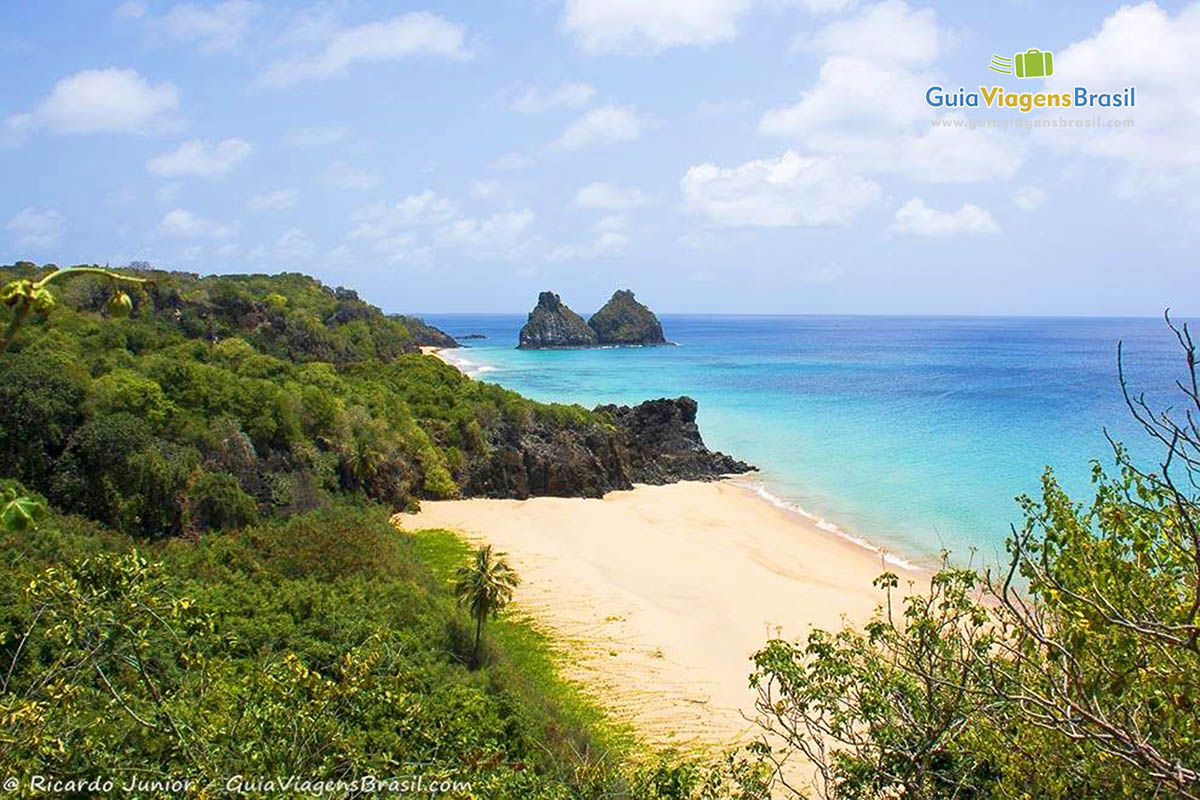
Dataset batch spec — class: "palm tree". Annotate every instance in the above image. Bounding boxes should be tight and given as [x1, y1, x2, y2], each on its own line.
[453, 545, 520, 668]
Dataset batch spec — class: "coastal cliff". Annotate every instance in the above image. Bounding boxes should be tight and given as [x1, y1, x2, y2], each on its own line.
[588, 289, 667, 345]
[518, 291, 598, 349]
[462, 396, 753, 499]
[391, 314, 458, 348]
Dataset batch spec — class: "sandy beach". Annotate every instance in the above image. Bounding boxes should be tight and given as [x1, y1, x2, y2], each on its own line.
[400, 479, 923, 756]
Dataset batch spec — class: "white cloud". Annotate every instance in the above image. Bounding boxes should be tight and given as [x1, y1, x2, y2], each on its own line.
[435, 209, 535, 257]
[145, 0, 262, 52]
[554, 105, 647, 151]
[759, 55, 931, 144]
[511, 82, 595, 112]
[470, 181, 510, 202]
[4, 68, 179, 140]
[760, 1, 1025, 183]
[325, 161, 380, 190]
[350, 191, 456, 238]
[1041, 3, 1200, 204]
[382, 242, 435, 267]
[898, 116, 1026, 183]
[248, 189, 297, 212]
[574, 181, 653, 209]
[592, 214, 628, 233]
[792, 0, 940, 63]
[891, 197, 998, 236]
[562, 0, 752, 54]
[270, 227, 316, 260]
[147, 138, 252, 177]
[1012, 186, 1046, 212]
[283, 125, 346, 147]
[5, 208, 65, 248]
[116, 1, 147, 19]
[258, 12, 470, 88]
[682, 149, 881, 227]
[546, 231, 629, 261]
[155, 208, 232, 238]
[489, 152, 532, 171]
[787, 0, 859, 12]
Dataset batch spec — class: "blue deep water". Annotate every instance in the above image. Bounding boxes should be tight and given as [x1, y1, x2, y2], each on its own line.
[419, 313, 1191, 570]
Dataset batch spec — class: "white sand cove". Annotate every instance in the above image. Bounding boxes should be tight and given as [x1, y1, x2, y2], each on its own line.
[400, 480, 923, 756]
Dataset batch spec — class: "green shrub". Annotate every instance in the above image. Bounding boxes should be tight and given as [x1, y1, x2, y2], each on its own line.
[185, 472, 257, 532]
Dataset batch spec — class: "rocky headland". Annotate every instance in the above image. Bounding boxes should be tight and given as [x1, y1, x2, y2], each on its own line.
[461, 396, 755, 498]
[391, 314, 458, 349]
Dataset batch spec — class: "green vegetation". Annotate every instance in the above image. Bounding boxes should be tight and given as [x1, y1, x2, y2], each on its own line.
[0, 263, 727, 798]
[455, 545, 521, 668]
[1, 264, 147, 352]
[743, 315, 1200, 799]
[14, 261, 1197, 798]
[0, 263, 601, 535]
[0, 499, 615, 796]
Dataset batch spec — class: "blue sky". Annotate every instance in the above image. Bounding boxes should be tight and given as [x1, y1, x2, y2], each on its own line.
[2, 0, 1198, 315]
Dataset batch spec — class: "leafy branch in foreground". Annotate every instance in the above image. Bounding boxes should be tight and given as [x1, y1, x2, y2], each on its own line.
[1, 264, 148, 353]
[0, 484, 45, 531]
[746, 313, 1200, 799]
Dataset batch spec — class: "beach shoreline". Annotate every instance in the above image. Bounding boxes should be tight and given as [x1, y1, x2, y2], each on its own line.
[419, 345, 453, 364]
[399, 479, 923, 757]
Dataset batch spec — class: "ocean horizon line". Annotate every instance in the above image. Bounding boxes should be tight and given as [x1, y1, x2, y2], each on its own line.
[410, 310, 1197, 322]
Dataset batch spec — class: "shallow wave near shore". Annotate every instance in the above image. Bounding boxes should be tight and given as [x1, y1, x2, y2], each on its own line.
[732, 479, 923, 572]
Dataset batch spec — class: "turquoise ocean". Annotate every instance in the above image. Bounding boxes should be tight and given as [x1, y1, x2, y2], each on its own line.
[420, 314, 1189, 570]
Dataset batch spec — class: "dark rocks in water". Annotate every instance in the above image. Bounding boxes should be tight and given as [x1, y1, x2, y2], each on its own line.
[518, 291, 598, 349]
[588, 289, 667, 345]
[458, 333, 487, 340]
[391, 314, 458, 348]
[598, 397, 752, 483]
[461, 396, 754, 499]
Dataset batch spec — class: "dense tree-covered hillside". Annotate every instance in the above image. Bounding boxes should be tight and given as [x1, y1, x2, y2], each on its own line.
[0, 264, 733, 798]
[0, 263, 608, 537]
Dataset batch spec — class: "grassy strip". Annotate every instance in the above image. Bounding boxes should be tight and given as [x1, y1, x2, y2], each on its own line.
[407, 527, 638, 764]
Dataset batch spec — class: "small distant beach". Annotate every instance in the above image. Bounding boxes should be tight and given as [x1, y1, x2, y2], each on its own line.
[420, 345, 492, 376]
[403, 480, 919, 753]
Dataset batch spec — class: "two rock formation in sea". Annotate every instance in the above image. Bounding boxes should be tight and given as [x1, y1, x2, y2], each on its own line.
[518, 289, 668, 349]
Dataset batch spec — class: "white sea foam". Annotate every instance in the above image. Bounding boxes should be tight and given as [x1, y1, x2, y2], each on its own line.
[730, 479, 923, 572]
[439, 350, 497, 377]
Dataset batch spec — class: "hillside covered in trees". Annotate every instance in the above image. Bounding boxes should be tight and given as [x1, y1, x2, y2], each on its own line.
[0, 263, 746, 540]
[0, 263, 743, 798]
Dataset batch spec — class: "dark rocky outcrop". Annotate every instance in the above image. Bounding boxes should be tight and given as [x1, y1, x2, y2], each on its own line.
[461, 396, 754, 499]
[518, 291, 598, 349]
[391, 314, 458, 348]
[588, 289, 667, 345]
[598, 397, 751, 483]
